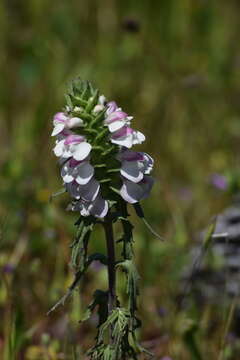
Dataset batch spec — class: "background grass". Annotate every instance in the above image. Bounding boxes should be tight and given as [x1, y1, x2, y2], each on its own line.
[1, 0, 240, 359]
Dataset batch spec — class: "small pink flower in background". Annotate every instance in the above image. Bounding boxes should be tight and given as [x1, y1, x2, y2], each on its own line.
[2, 263, 15, 274]
[177, 186, 193, 202]
[210, 173, 228, 191]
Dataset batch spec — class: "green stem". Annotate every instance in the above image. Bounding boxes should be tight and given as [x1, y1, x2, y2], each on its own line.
[103, 213, 116, 317]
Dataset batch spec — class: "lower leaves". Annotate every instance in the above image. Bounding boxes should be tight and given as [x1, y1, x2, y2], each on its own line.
[88, 307, 141, 360]
[48, 201, 152, 359]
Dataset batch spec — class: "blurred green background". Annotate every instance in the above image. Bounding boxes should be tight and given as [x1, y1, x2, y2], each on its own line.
[1, 0, 240, 359]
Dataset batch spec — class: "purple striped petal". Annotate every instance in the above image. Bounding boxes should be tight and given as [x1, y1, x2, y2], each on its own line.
[105, 111, 128, 124]
[64, 134, 85, 145]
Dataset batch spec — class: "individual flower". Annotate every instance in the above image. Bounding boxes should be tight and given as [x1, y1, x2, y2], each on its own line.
[104, 101, 145, 148]
[120, 176, 154, 204]
[105, 110, 133, 133]
[53, 134, 92, 161]
[51, 112, 83, 136]
[69, 196, 108, 218]
[61, 158, 94, 185]
[111, 126, 145, 148]
[66, 178, 100, 202]
[118, 150, 153, 183]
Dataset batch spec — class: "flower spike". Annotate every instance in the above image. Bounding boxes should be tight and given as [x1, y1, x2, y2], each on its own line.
[51, 78, 154, 217]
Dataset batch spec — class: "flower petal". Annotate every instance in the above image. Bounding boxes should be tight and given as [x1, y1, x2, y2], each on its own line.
[64, 134, 84, 145]
[120, 161, 143, 183]
[73, 162, 94, 185]
[105, 111, 128, 124]
[53, 112, 68, 124]
[106, 101, 118, 115]
[93, 104, 104, 113]
[142, 153, 154, 174]
[140, 176, 155, 199]
[63, 174, 74, 183]
[108, 120, 125, 132]
[80, 206, 90, 216]
[90, 197, 108, 218]
[120, 180, 144, 203]
[73, 142, 92, 161]
[132, 131, 145, 145]
[66, 181, 81, 199]
[53, 139, 65, 157]
[118, 149, 144, 162]
[68, 117, 83, 128]
[61, 162, 74, 183]
[111, 137, 132, 148]
[69, 200, 90, 216]
[99, 95, 106, 105]
[111, 128, 133, 148]
[78, 178, 100, 201]
[51, 123, 65, 136]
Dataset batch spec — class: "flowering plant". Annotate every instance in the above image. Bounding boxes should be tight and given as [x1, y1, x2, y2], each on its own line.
[49, 78, 156, 359]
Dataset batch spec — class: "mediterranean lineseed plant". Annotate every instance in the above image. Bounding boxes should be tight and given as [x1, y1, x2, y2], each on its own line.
[49, 78, 157, 359]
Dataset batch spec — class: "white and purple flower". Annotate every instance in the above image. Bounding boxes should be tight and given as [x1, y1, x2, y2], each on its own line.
[111, 126, 145, 148]
[120, 176, 154, 204]
[69, 196, 108, 218]
[52, 92, 154, 217]
[104, 102, 145, 148]
[61, 158, 94, 185]
[53, 134, 92, 161]
[118, 150, 153, 183]
[104, 110, 133, 133]
[51, 112, 83, 136]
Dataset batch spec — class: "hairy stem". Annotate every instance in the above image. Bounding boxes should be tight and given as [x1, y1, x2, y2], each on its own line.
[103, 213, 116, 317]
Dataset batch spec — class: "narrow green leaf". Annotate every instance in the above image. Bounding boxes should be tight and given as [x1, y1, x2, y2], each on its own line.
[49, 188, 66, 201]
[85, 89, 100, 113]
[90, 109, 106, 128]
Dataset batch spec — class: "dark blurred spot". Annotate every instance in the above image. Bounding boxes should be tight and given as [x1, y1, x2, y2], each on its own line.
[181, 74, 206, 88]
[232, 309, 240, 337]
[122, 17, 140, 33]
[157, 306, 168, 318]
[227, 332, 237, 344]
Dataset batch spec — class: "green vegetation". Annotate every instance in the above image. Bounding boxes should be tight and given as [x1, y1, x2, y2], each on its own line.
[1, 1, 240, 358]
